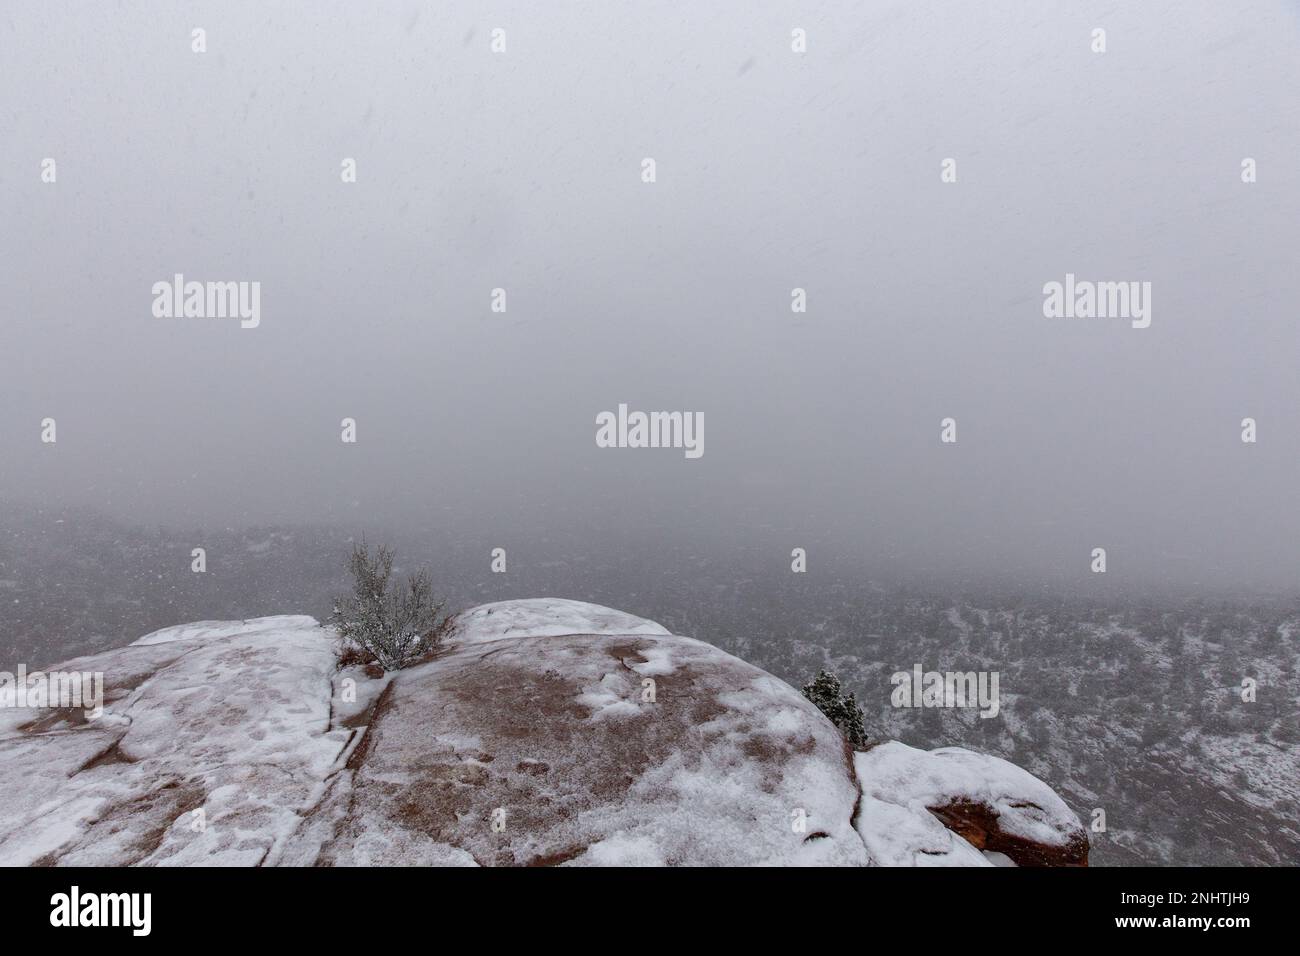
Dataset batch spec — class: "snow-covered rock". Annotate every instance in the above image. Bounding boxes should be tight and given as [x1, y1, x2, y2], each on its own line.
[301, 624, 866, 866]
[854, 741, 1089, 866]
[0, 616, 347, 865]
[446, 598, 671, 646]
[129, 615, 319, 648]
[0, 599, 1086, 866]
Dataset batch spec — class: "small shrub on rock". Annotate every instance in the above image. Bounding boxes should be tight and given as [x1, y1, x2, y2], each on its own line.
[329, 542, 447, 671]
[802, 669, 870, 750]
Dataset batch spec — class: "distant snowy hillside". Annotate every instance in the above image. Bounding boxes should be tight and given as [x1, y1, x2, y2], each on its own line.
[0, 599, 1086, 866]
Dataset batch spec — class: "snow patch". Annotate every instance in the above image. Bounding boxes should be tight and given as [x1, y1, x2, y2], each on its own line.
[131, 615, 318, 647]
[447, 598, 669, 647]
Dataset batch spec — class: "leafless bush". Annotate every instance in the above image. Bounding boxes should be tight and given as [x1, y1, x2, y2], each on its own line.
[329, 542, 447, 671]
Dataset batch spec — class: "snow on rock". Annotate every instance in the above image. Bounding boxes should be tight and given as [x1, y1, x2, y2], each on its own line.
[130, 615, 318, 647]
[445, 598, 670, 647]
[303, 621, 867, 866]
[854, 790, 992, 866]
[1, 599, 1086, 867]
[854, 741, 1089, 866]
[0, 616, 350, 866]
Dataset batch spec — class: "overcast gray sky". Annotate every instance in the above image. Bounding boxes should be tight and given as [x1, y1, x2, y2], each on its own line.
[2, 1, 1298, 593]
